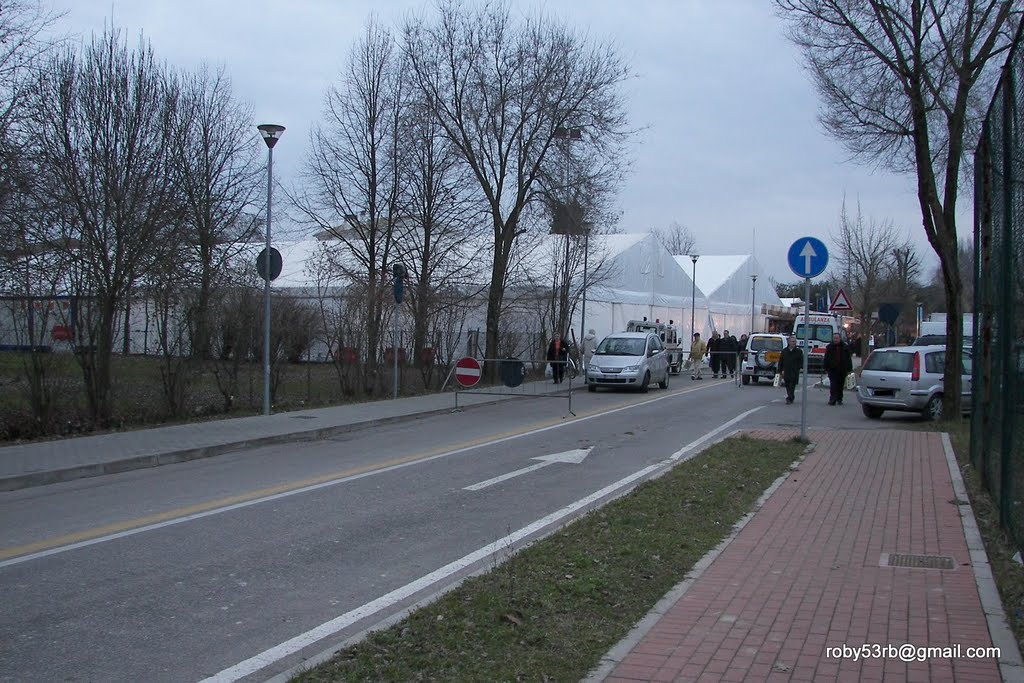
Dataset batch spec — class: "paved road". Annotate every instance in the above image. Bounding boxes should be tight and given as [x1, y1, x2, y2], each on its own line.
[0, 377, 907, 682]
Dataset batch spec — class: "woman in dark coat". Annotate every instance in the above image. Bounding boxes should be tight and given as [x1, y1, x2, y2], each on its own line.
[546, 333, 569, 384]
[777, 336, 803, 404]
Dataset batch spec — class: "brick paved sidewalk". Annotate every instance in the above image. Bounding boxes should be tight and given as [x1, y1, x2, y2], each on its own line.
[590, 429, 1022, 682]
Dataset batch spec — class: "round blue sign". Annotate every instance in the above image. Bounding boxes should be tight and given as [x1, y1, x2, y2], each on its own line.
[787, 237, 829, 279]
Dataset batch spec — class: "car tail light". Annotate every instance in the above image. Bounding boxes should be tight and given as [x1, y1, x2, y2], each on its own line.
[911, 352, 920, 381]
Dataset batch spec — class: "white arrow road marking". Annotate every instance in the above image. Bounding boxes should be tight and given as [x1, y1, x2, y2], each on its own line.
[202, 408, 763, 683]
[463, 448, 592, 491]
[799, 240, 817, 274]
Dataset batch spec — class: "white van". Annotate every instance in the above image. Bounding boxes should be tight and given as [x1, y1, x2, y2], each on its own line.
[914, 315, 974, 351]
[793, 312, 848, 372]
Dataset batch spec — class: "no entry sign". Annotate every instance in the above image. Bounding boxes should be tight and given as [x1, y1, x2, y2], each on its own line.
[454, 356, 482, 388]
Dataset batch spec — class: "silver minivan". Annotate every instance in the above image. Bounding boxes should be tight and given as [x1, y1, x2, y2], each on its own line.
[587, 332, 670, 392]
[856, 345, 972, 420]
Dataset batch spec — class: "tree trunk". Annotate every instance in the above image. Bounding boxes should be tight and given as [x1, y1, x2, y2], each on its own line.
[412, 285, 429, 370]
[193, 261, 213, 359]
[939, 246, 963, 418]
[484, 243, 512, 381]
[363, 276, 382, 395]
[83, 299, 118, 428]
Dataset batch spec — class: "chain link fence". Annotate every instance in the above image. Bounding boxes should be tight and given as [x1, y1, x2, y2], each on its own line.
[971, 20, 1024, 546]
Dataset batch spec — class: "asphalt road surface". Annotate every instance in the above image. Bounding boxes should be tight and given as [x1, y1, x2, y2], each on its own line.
[0, 376, 926, 682]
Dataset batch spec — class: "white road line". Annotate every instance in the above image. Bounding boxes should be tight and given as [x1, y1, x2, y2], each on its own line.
[2, 383, 727, 569]
[199, 405, 765, 683]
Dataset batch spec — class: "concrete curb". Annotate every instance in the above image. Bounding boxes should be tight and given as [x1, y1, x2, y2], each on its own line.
[583, 436, 815, 683]
[0, 387, 558, 492]
[940, 432, 1024, 681]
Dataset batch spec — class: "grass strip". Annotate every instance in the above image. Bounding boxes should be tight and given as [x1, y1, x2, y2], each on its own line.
[919, 419, 1024, 654]
[293, 435, 804, 682]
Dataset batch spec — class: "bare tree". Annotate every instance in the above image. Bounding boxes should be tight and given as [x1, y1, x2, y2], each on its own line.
[170, 65, 262, 360]
[832, 201, 903, 356]
[208, 276, 262, 413]
[392, 87, 486, 372]
[30, 30, 180, 427]
[651, 221, 697, 256]
[297, 18, 405, 395]
[775, 0, 1021, 415]
[0, 0, 61, 135]
[403, 0, 632, 373]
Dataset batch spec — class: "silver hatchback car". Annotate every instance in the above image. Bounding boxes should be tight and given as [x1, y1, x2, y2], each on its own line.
[587, 332, 670, 392]
[856, 345, 972, 420]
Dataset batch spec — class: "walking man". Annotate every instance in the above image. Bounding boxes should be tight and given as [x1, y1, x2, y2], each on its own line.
[689, 332, 707, 380]
[721, 330, 739, 378]
[823, 333, 853, 405]
[778, 335, 803, 404]
[708, 331, 722, 378]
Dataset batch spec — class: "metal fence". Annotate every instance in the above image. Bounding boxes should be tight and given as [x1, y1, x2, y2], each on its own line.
[971, 19, 1024, 547]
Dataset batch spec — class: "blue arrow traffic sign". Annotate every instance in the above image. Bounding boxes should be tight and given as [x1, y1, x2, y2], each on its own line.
[787, 237, 829, 279]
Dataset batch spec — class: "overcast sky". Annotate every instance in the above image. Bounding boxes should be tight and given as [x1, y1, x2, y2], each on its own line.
[47, 0, 959, 286]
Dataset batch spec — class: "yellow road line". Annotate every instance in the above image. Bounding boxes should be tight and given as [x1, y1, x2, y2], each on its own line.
[0, 380, 725, 562]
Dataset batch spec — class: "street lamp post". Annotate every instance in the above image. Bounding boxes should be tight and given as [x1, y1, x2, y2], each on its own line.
[258, 123, 285, 416]
[750, 274, 758, 335]
[690, 255, 699, 343]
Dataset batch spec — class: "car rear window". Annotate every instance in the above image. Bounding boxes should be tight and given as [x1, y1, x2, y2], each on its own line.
[749, 337, 783, 351]
[913, 335, 946, 346]
[864, 350, 914, 372]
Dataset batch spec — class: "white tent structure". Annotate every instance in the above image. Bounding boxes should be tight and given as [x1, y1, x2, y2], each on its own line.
[673, 254, 785, 339]
[567, 232, 702, 341]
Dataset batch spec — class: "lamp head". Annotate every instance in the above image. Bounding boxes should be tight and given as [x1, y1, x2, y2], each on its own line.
[258, 123, 286, 149]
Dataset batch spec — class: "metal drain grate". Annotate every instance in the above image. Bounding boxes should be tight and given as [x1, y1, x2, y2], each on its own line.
[883, 553, 955, 570]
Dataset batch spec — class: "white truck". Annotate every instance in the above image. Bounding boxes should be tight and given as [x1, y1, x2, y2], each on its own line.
[625, 319, 683, 374]
[915, 314, 975, 349]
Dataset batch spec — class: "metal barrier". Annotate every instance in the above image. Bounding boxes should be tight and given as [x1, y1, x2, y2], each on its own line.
[971, 20, 1024, 543]
[441, 358, 578, 415]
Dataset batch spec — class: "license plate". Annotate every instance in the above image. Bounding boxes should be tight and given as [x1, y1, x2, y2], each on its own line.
[765, 351, 780, 363]
[873, 389, 895, 397]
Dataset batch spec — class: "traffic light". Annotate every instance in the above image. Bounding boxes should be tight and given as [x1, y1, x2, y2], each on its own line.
[392, 263, 407, 304]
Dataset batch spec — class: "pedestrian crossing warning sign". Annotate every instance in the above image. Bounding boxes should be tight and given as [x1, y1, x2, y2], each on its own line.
[829, 288, 853, 312]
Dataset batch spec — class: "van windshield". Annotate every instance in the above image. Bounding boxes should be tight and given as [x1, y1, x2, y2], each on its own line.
[795, 324, 839, 344]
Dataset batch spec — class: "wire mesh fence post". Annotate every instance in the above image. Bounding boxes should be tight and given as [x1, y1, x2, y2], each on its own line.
[998, 62, 1016, 529]
[973, 26, 1024, 548]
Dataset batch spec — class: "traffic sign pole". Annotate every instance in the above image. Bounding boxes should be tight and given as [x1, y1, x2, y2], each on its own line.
[788, 236, 829, 443]
[801, 277, 810, 441]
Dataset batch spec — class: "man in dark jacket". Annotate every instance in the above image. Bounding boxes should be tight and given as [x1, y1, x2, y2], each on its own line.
[823, 333, 854, 405]
[720, 330, 739, 378]
[708, 332, 722, 378]
[778, 335, 803, 404]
